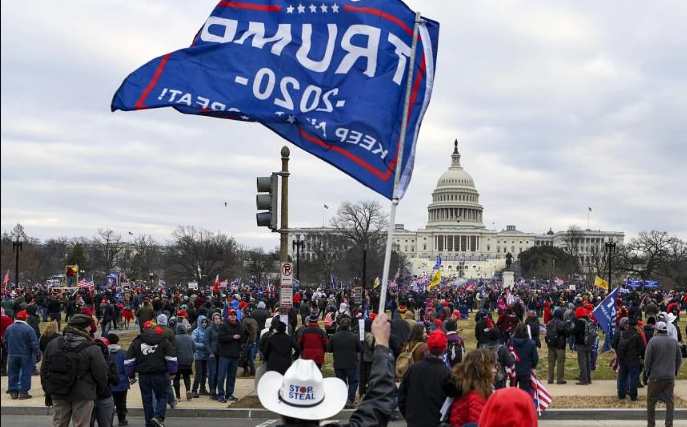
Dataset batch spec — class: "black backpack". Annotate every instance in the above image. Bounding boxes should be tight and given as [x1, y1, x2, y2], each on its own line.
[616, 330, 632, 360]
[44, 339, 96, 395]
[545, 321, 560, 347]
[446, 336, 464, 368]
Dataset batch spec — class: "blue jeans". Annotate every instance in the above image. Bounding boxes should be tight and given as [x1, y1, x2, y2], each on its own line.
[139, 373, 168, 427]
[207, 355, 218, 395]
[247, 342, 257, 373]
[217, 356, 239, 397]
[335, 367, 359, 402]
[7, 355, 34, 394]
[7, 355, 36, 394]
[618, 364, 640, 400]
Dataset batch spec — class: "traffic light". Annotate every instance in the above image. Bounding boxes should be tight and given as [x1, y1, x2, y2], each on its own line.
[256, 173, 279, 231]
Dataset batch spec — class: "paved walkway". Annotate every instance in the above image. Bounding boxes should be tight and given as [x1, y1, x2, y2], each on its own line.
[2, 374, 686, 410]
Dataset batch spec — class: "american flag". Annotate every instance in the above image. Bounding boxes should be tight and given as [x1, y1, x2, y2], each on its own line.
[610, 356, 620, 374]
[554, 277, 565, 286]
[530, 369, 552, 413]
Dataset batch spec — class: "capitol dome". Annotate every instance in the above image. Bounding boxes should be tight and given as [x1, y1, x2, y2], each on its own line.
[427, 140, 484, 229]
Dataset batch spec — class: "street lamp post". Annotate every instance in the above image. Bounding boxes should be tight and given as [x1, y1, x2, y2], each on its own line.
[604, 237, 617, 289]
[149, 272, 154, 287]
[12, 232, 24, 286]
[292, 237, 304, 281]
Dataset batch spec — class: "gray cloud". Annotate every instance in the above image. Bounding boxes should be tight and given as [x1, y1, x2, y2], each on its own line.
[2, 0, 686, 251]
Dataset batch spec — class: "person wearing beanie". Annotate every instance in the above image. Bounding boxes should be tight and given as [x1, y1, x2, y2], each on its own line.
[39, 313, 108, 426]
[191, 315, 209, 397]
[250, 301, 270, 335]
[204, 312, 223, 400]
[216, 308, 247, 403]
[613, 314, 645, 401]
[478, 387, 538, 427]
[398, 329, 459, 427]
[572, 306, 593, 385]
[298, 313, 328, 370]
[326, 314, 360, 408]
[125, 311, 178, 427]
[4, 310, 41, 400]
[645, 321, 682, 427]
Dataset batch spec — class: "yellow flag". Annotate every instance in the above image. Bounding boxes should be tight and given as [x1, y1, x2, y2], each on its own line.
[373, 277, 379, 289]
[594, 276, 609, 290]
[427, 269, 441, 290]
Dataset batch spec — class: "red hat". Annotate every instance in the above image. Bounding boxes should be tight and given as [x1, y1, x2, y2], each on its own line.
[96, 336, 110, 347]
[544, 301, 551, 307]
[154, 326, 164, 335]
[143, 320, 156, 330]
[442, 301, 449, 307]
[177, 310, 188, 318]
[427, 330, 447, 351]
[398, 305, 407, 312]
[369, 313, 377, 320]
[427, 303, 434, 308]
[15, 310, 28, 321]
[228, 309, 237, 315]
[575, 306, 587, 319]
[478, 387, 537, 427]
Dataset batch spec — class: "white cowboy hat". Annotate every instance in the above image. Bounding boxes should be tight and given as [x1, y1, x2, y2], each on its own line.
[257, 359, 348, 420]
[664, 312, 677, 323]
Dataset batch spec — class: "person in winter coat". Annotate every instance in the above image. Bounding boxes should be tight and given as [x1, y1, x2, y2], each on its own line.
[239, 309, 259, 376]
[525, 310, 541, 349]
[92, 336, 120, 427]
[263, 317, 301, 376]
[475, 310, 495, 348]
[478, 387, 538, 427]
[511, 322, 539, 394]
[39, 321, 60, 353]
[107, 333, 131, 427]
[204, 312, 222, 400]
[482, 328, 514, 390]
[543, 301, 553, 324]
[448, 348, 495, 427]
[572, 306, 593, 385]
[327, 317, 362, 408]
[5, 310, 41, 399]
[612, 317, 645, 401]
[173, 323, 196, 401]
[546, 307, 570, 384]
[398, 329, 459, 427]
[216, 308, 246, 403]
[124, 321, 177, 427]
[297, 314, 328, 370]
[40, 314, 108, 427]
[191, 315, 208, 397]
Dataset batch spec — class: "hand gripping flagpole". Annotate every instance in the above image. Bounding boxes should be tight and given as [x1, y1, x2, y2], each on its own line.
[378, 11, 422, 316]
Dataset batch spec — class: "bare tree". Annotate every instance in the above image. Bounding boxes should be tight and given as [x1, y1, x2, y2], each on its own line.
[128, 235, 161, 281]
[616, 231, 686, 289]
[89, 229, 123, 277]
[165, 226, 239, 288]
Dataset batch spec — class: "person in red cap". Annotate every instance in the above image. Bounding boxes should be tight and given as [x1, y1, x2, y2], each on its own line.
[4, 310, 40, 399]
[398, 329, 458, 427]
[572, 306, 593, 385]
[478, 387, 538, 427]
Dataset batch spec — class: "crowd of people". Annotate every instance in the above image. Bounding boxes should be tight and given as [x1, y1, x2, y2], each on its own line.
[0, 281, 685, 427]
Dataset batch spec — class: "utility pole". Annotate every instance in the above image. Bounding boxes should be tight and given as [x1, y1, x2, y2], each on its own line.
[280, 146, 290, 262]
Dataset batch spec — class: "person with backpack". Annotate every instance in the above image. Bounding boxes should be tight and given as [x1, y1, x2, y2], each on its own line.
[298, 314, 328, 370]
[483, 328, 514, 390]
[546, 307, 570, 384]
[395, 324, 427, 382]
[613, 317, 645, 401]
[398, 329, 459, 427]
[327, 316, 361, 409]
[445, 318, 465, 369]
[572, 306, 594, 385]
[92, 336, 120, 427]
[40, 313, 108, 427]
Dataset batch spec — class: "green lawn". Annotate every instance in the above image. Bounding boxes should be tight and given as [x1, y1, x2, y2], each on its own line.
[40, 313, 686, 381]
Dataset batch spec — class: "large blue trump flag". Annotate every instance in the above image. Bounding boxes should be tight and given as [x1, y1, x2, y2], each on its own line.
[592, 287, 619, 352]
[112, 0, 440, 200]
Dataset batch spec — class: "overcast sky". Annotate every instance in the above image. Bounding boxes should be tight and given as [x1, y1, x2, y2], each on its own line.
[2, 0, 686, 251]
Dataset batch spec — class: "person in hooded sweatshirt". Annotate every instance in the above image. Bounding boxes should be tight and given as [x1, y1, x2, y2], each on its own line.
[203, 312, 223, 400]
[173, 322, 196, 401]
[191, 315, 209, 397]
[155, 314, 177, 408]
[92, 336, 120, 427]
[125, 321, 177, 427]
[108, 333, 131, 426]
[511, 322, 539, 394]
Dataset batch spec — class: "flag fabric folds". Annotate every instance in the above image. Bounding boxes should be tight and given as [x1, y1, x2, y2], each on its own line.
[111, 0, 440, 200]
[594, 275, 609, 290]
[2, 270, 10, 288]
[530, 370, 552, 413]
[554, 277, 564, 286]
[427, 269, 441, 290]
[213, 274, 220, 295]
[433, 255, 442, 270]
[373, 277, 380, 289]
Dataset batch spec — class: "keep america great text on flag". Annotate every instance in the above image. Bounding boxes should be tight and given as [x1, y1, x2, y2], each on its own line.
[111, 0, 440, 200]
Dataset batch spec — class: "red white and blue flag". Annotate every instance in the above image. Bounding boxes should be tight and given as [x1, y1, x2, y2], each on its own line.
[111, 0, 440, 200]
[554, 277, 565, 286]
[530, 369, 552, 413]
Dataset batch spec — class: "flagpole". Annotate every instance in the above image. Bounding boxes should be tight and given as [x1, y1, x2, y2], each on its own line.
[378, 11, 421, 316]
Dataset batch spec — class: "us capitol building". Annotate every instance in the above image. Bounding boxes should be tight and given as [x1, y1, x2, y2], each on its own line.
[289, 140, 624, 278]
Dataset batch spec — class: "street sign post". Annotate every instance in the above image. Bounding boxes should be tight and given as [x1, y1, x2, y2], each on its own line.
[280, 262, 294, 309]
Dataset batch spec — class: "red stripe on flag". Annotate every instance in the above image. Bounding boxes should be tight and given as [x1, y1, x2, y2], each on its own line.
[135, 53, 171, 110]
[343, 5, 413, 35]
[217, 2, 281, 12]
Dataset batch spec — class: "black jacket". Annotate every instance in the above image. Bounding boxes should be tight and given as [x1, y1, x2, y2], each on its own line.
[572, 318, 589, 348]
[125, 330, 177, 375]
[546, 317, 570, 350]
[263, 331, 300, 375]
[613, 327, 645, 366]
[398, 356, 460, 427]
[218, 321, 245, 358]
[327, 330, 362, 369]
[475, 318, 492, 348]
